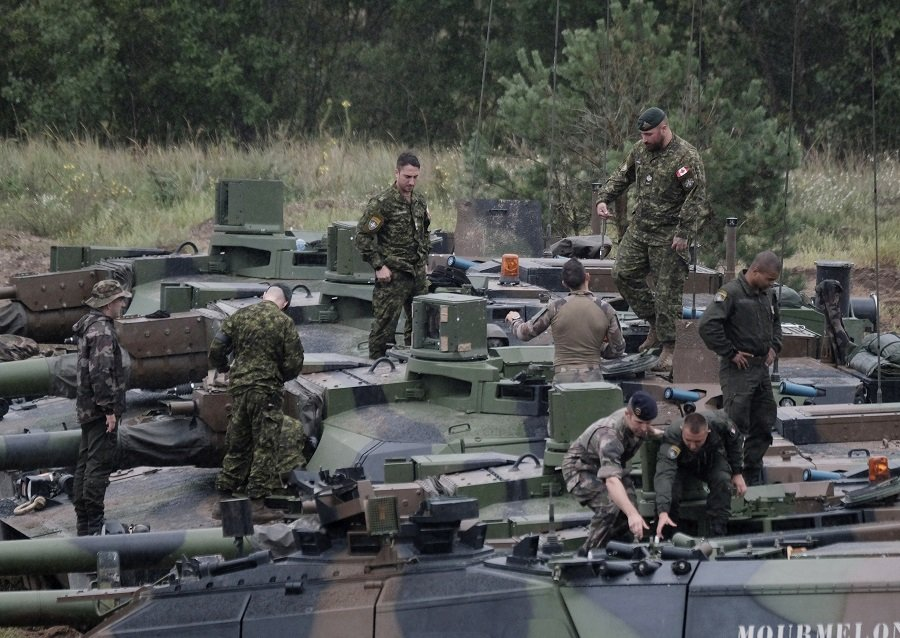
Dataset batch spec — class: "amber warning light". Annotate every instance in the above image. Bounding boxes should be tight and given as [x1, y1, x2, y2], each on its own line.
[500, 254, 520, 285]
[869, 456, 890, 483]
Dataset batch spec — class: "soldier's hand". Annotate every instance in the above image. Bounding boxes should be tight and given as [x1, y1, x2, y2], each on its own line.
[766, 347, 777, 367]
[628, 512, 650, 540]
[375, 265, 392, 282]
[731, 351, 752, 370]
[671, 236, 688, 252]
[105, 414, 117, 433]
[732, 473, 748, 496]
[656, 512, 677, 538]
[596, 201, 612, 219]
[505, 311, 521, 324]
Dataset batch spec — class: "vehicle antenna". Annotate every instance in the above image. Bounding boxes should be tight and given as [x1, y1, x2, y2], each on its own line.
[687, 0, 703, 319]
[870, 32, 883, 404]
[544, 0, 561, 245]
[469, 0, 494, 199]
[773, 3, 800, 383]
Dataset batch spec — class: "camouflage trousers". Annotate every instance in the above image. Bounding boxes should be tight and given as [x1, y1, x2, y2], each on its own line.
[563, 462, 636, 550]
[613, 229, 688, 343]
[275, 414, 308, 478]
[369, 268, 428, 359]
[72, 417, 117, 536]
[719, 359, 776, 486]
[216, 387, 284, 499]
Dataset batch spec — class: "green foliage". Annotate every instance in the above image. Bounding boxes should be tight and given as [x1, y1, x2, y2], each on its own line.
[485, 0, 792, 264]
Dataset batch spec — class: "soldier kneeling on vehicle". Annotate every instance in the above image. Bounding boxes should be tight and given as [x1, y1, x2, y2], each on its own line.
[654, 409, 748, 538]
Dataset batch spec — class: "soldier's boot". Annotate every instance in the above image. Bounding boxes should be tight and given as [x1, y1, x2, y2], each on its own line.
[708, 519, 729, 537]
[651, 343, 675, 373]
[86, 511, 105, 536]
[250, 499, 283, 524]
[638, 325, 659, 352]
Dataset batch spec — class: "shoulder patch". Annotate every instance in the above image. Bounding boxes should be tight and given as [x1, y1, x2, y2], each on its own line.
[714, 289, 728, 303]
[666, 445, 681, 460]
[365, 214, 384, 233]
[683, 178, 695, 190]
[676, 166, 691, 179]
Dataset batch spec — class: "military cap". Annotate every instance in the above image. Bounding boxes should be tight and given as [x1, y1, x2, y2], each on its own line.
[84, 279, 132, 309]
[637, 107, 666, 131]
[628, 390, 658, 421]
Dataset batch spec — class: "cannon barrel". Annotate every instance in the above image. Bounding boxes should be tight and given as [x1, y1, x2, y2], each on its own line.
[0, 590, 100, 627]
[672, 519, 900, 554]
[0, 429, 81, 470]
[0, 527, 248, 576]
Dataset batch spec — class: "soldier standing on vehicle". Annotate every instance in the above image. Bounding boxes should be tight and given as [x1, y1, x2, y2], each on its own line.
[562, 391, 658, 554]
[72, 280, 132, 536]
[698, 250, 782, 486]
[209, 284, 304, 524]
[355, 151, 430, 359]
[654, 410, 747, 538]
[505, 258, 626, 382]
[595, 107, 711, 373]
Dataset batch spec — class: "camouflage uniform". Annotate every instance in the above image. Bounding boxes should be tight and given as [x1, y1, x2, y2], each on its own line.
[596, 135, 710, 343]
[561, 408, 648, 550]
[72, 310, 127, 536]
[509, 291, 626, 382]
[698, 271, 782, 485]
[355, 184, 429, 358]
[654, 410, 743, 534]
[209, 299, 304, 500]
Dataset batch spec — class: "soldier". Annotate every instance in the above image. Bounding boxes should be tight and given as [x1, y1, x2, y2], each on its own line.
[698, 250, 782, 486]
[209, 284, 305, 523]
[561, 391, 658, 554]
[654, 410, 747, 538]
[355, 151, 430, 359]
[595, 106, 711, 373]
[505, 258, 626, 382]
[72, 280, 132, 536]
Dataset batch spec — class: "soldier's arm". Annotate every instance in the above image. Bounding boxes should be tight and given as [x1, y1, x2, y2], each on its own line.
[599, 301, 626, 359]
[596, 147, 637, 207]
[771, 291, 783, 354]
[280, 324, 305, 381]
[674, 151, 711, 243]
[509, 303, 557, 342]
[653, 447, 679, 515]
[87, 326, 119, 415]
[698, 291, 736, 358]
[208, 327, 233, 373]
[355, 199, 385, 269]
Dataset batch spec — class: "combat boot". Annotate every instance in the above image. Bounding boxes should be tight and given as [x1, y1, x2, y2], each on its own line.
[250, 499, 283, 524]
[651, 343, 675, 373]
[638, 325, 659, 352]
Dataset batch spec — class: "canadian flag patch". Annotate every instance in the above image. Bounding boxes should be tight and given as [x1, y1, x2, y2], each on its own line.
[676, 166, 690, 178]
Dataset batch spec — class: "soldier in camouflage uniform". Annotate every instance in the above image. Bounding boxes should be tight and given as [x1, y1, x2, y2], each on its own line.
[355, 151, 430, 359]
[72, 280, 131, 536]
[654, 410, 747, 539]
[561, 391, 658, 554]
[595, 107, 711, 373]
[505, 258, 626, 382]
[209, 284, 305, 523]
[699, 251, 782, 486]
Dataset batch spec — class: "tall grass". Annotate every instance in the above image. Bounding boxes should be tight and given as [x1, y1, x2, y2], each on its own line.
[0, 135, 897, 267]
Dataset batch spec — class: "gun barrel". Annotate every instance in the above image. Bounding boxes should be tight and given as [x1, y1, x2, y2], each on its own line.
[0, 590, 100, 627]
[0, 430, 81, 470]
[0, 528, 248, 576]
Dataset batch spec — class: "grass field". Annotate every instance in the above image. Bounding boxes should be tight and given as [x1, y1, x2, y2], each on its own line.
[0, 136, 897, 269]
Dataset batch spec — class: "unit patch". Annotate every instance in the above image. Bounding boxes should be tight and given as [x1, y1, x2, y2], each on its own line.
[667, 445, 681, 460]
[714, 290, 728, 303]
[683, 178, 695, 189]
[676, 166, 691, 178]
[365, 215, 384, 232]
